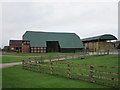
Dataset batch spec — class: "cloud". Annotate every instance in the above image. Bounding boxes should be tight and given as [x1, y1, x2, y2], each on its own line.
[1, 2, 118, 48]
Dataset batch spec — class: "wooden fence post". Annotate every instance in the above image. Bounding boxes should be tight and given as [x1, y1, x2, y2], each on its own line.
[41, 56, 43, 63]
[107, 50, 109, 55]
[67, 63, 71, 78]
[29, 58, 31, 64]
[50, 56, 53, 74]
[72, 55, 74, 59]
[73, 55, 75, 59]
[58, 55, 59, 61]
[35, 57, 37, 63]
[28, 58, 31, 64]
[49, 55, 51, 62]
[22, 59, 25, 69]
[97, 50, 98, 55]
[89, 65, 94, 83]
[65, 55, 67, 60]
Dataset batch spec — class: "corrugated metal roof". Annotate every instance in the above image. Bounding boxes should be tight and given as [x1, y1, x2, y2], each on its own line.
[82, 34, 117, 42]
[22, 31, 83, 48]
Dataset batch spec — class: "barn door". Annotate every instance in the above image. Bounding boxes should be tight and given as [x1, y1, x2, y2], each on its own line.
[46, 41, 60, 52]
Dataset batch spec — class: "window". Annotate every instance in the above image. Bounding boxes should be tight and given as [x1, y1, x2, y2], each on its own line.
[11, 48, 14, 50]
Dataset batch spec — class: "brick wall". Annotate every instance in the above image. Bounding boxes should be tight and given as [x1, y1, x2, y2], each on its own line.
[22, 45, 30, 53]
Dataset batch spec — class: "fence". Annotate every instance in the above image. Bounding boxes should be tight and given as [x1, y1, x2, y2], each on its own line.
[22, 56, 120, 88]
[27, 54, 87, 62]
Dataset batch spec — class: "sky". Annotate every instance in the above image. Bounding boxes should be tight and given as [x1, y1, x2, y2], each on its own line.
[1, 1, 118, 48]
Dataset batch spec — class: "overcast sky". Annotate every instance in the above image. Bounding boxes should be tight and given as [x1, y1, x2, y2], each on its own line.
[1, 2, 118, 48]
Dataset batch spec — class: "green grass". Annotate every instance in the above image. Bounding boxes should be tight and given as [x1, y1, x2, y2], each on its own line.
[56, 54, 118, 66]
[1, 54, 118, 66]
[1, 52, 86, 63]
[1, 56, 37, 63]
[2, 65, 109, 88]
[1, 56, 21, 63]
[2, 52, 85, 56]
[1, 56, 65, 63]
[23, 54, 119, 88]
[0, 55, 62, 63]
[0, 68, 2, 89]
[2, 54, 119, 88]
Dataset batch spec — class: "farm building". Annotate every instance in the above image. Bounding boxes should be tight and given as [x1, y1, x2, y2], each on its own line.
[82, 34, 117, 51]
[9, 40, 22, 52]
[22, 31, 83, 53]
[9, 40, 30, 53]
[9, 31, 83, 53]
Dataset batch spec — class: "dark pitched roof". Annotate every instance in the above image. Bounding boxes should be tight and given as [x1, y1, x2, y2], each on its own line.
[82, 34, 117, 42]
[22, 31, 83, 48]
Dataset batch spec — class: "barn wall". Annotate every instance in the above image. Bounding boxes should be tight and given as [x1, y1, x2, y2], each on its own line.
[22, 45, 30, 53]
[83, 41, 115, 51]
[30, 47, 46, 53]
[22, 41, 30, 53]
[98, 42, 115, 50]
[9, 40, 22, 52]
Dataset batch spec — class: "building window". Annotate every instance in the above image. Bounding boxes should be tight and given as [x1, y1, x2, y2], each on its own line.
[31, 50, 33, 53]
[11, 48, 14, 50]
[27, 42, 30, 44]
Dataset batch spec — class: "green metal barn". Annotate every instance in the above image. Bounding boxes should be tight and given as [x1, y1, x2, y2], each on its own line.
[22, 31, 83, 53]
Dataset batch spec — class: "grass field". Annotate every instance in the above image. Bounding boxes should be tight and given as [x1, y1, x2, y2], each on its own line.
[2, 52, 85, 56]
[1, 52, 85, 63]
[2, 65, 109, 88]
[56, 54, 118, 66]
[1, 52, 87, 63]
[1, 54, 118, 66]
[23, 54, 118, 88]
[2, 54, 118, 88]
[1, 56, 23, 63]
[1, 56, 65, 63]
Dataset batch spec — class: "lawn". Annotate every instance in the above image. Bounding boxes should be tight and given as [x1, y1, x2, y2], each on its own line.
[2, 65, 109, 88]
[1, 54, 118, 66]
[1, 56, 65, 63]
[1, 52, 86, 63]
[2, 52, 85, 56]
[56, 54, 118, 66]
[23, 54, 118, 88]
[2, 54, 119, 88]
[1, 56, 37, 63]
[0, 55, 62, 63]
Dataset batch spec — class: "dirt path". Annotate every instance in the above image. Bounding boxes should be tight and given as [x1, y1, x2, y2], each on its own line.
[0, 57, 67, 68]
[1, 51, 118, 68]
[0, 62, 22, 68]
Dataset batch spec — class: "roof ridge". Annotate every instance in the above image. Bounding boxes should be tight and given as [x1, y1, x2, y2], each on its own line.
[82, 34, 114, 40]
[82, 34, 117, 41]
[26, 31, 75, 34]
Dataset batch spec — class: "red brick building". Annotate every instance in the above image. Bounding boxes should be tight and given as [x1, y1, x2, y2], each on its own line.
[9, 40, 30, 53]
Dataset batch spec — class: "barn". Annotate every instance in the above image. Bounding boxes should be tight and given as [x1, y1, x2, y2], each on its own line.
[22, 31, 83, 53]
[82, 34, 117, 51]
